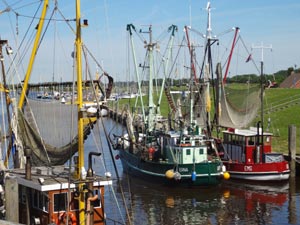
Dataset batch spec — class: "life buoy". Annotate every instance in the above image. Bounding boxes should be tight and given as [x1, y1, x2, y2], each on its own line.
[57, 211, 77, 225]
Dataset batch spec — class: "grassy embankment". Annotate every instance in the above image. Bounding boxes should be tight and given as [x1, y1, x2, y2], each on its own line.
[262, 88, 300, 153]
[109, 87, 300, 154]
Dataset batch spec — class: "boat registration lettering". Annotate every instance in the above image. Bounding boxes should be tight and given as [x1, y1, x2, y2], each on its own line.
[179, 168, 188, 172]
[244, 166, 252, 171]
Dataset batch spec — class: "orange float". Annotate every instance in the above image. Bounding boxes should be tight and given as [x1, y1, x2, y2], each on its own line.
[57, 211, 77, 225]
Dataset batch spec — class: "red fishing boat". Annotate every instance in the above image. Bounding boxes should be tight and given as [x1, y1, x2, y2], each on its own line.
[218, 123, 290, 181]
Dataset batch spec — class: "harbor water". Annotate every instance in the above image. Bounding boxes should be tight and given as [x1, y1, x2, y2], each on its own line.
[88, 118, 300, 225]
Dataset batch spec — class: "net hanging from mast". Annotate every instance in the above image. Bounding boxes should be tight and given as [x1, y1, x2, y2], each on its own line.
[219, 83, 261, 129]
[16, 98, 94, 167]
[216, 32, 262, 129]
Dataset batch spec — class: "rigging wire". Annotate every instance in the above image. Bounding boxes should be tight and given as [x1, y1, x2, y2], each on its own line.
[5, 1, 43, 77]
[4, 0, 75, 22]
[82, 44, 132, 225]
[66, 43, 77, 217]
[239, 35, 260, 74]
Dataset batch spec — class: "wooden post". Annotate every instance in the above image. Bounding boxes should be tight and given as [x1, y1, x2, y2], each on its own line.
[288, 125, 297, 224]
[288, 125, 296, 178]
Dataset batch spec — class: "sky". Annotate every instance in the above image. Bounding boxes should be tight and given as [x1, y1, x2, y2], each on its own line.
[0, 0, 300, 83]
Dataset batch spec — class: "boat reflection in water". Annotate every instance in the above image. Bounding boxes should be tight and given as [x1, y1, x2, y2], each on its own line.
[217, 181, 290, 224]
[119, 176, 224, 225]
[114, 175, 296, 225]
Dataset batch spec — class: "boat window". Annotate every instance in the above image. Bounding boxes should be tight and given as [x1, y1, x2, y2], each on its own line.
[33, 190, 38, 208]
[92, 189, 102, 208]
[232, 135, 238, 144]
[52, 191, 78, 211]
[199, 148, 204, 154]
[247, 137, 255, 146]
[41, 193, 49, 212]
[19, 186, 26, 204]
[54, 192, 67, 212]
[32, 189, 49, 212]
[238, 136, 245, 145]
[186, 149, 191, 155]
[223, 133, 229, 143]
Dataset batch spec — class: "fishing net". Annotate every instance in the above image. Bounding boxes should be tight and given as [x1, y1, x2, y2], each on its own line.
[15, 98, 94, 167]
[219, 82, 261, 129]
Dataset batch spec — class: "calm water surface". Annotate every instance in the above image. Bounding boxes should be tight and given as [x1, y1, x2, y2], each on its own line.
[89, 118, 300, 225]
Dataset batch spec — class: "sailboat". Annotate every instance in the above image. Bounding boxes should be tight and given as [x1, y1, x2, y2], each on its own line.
[0, 1, 115, 224]
[111, 23, 229, 187]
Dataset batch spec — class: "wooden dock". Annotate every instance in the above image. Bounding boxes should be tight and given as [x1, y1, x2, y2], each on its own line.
[107, 108, 127, 127]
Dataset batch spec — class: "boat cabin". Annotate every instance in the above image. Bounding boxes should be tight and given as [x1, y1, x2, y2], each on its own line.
[4, 166, 112, 225]
[162, 132, 217, 164]
[221, 127, 284, 164]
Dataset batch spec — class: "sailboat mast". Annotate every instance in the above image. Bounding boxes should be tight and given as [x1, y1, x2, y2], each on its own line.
[18, 0, 49, 109]
[75, 0, 85, 223]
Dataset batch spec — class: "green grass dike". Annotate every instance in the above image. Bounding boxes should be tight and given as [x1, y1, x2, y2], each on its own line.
[261, 88, 300, 154]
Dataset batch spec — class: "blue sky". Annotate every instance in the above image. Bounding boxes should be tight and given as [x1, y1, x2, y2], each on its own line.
[1, 0, 300, 83]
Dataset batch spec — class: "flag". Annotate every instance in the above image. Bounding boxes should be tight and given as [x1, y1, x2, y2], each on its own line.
[245, 54, 252, 63]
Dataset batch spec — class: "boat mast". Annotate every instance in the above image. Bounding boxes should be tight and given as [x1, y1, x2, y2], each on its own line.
[18, 0, 49, 109]
[0, 39, 11, 167]
[204, 1, 213, 137]
[252, 42, 272, 145]
[185, 26, 198, 83]
[222, 27, 239, 84]
[190, 45, 196, 127]
[144, 25, 156, 132]
[75, 0, 86, 223]
[184, 26, 199, 129]
[157, 25, 177, 115]
[126, 24, 146, 121]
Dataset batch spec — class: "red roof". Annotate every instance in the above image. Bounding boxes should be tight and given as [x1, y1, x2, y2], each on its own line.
[279, 72, 300, 88]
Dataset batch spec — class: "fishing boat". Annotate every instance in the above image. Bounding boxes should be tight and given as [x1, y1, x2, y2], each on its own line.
[215, 48, 290, 181]
[112, 22, 229, 187]
[218, 125, 290, 181]
[214, 79, 291, 179]
[0, 1, 119, 224]
[208, 10, 290, 181]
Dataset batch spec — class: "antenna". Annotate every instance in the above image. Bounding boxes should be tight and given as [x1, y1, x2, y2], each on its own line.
[252, 42, 272, 62]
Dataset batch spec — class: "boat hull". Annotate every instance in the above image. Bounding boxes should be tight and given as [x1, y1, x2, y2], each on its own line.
[119, 150, 224, 186]
[223, 161, 290, 181]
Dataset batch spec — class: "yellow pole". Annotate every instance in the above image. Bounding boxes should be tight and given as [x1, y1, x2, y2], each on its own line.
[75, 0, 85, 224]
[18, 0, 49, 109]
